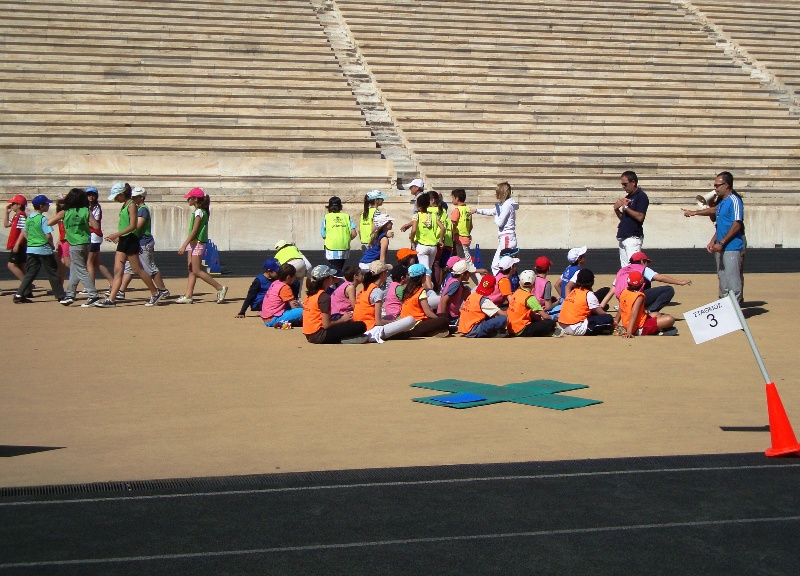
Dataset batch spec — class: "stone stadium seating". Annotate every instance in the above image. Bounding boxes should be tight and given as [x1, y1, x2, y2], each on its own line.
[1, 0, 798, 248]
[0, 0, 393, 206]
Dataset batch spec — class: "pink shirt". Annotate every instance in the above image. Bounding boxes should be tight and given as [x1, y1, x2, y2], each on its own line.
[330, 281, 353, 315]
[383, 281, 403, 318]
[260, 280, 292, 320]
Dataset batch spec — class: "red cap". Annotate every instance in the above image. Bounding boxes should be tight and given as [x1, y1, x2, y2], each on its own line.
[534, 256, 552, 270]
[629, 251, 651, 263]
[6, 194, 27, 206]
[476, 274, 496, 296]
[183, 187, 206, 199]
[627, 271, 645, 288]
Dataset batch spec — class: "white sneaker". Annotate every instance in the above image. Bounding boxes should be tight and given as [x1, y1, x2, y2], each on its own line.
[216, 286, 228, 303]
[175, 295, 193, 304]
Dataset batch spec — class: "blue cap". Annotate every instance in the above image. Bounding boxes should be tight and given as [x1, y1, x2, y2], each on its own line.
[31, 194, 54, 207]
[84, 186, 98, 195]
[408, 263, 431, 278]
[263, 258, 280, 272]
[366, 190, 386, 201]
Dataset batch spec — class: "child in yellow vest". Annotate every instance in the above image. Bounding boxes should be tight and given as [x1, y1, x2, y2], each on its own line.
[321, 196, 356, 271]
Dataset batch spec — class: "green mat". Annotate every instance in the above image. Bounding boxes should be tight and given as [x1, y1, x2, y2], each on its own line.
[411, 379, 601, 410]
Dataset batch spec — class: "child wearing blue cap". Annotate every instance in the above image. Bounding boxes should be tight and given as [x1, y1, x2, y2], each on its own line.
[236, 257, 280, 318]
[397, 263, 450, 338]
[14, 195, 66, 303]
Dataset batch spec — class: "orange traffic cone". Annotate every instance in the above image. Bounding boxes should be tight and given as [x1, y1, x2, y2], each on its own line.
[765, 382, 800, 457]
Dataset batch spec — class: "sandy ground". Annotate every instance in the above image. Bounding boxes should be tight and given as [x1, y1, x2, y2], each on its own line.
[0, 273, 796, 488]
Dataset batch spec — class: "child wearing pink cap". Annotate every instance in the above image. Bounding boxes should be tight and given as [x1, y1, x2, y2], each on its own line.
[176, 188, 228, 304]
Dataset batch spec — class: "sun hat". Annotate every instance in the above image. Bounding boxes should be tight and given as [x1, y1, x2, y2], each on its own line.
[263, 258, 280, 272]
[403, 178, 424, 190]
[183, 187, 205, 199]
[498, 255, 520, 270]
[5, 194, 27, 206]
[366, 190, 387, 201]
[396, 247, 418, 261]
[108, 182, 127, 200]
[310, 265, 338, 280]
[132, 186, 147, 198]
[368, 260, 393, 275]
[408, 263, 431, 278]
[518, 270, 536, 286]
[476, 274, 497, 296]
[31, 194, 53, 208]
[373, 213, 394, 229]
[534, 256, 552, 270]
[627, 270, 645, 288]
[446, 255, 462, 269]
[452, 259, 476, 275]
[629, 251, 651, 263]
[567, 246, 588, 264]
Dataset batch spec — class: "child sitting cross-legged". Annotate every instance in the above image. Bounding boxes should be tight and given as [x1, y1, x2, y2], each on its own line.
[457, 274, 508, 338]
[557, 269, 614, 336]
[615, 271, 678, 337]
[506, 270, 562, 337]
[352, 260, 416, 342]
[260, 263, 303, 328]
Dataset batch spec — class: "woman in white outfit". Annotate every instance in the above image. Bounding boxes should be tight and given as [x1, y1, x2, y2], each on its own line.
[474, 181, 519, 274]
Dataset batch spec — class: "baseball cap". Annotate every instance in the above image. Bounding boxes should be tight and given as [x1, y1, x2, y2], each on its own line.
[183, 187, 205, 199]
[498, 255, 520, 271]
[31, 194, 53, 208]
[263, 258, 280, 272]
[310, 265, 338, 280]
[132, 186, 147, 198]
[6, 194, 27, 206]
[368, 260, 393, 275]
[274, 240, 292, 251]
[84, 187, 98, 195]
[534, 256, 552, 270]
[576, 268, 595, 286]
[446, 255, 462, 269]
[408, 263, 431, 278]
[519, 270, 536, 286]
[366, 190, 387, 201]
[396, 247, 418, 261]
[627, 270, 645, 288]
[108, 182, 127, 200]
[373, 213, 394, 229]
[403, 178, 424, 190]
[567, 246, 588, 264]
[452, 259, 476, 275]
[476, 274, 497, 296]
[629, 251, 651, 263]
[326, 196, 343, 209]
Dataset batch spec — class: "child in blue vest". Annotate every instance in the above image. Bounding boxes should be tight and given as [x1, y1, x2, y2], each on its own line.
[236, 257, 280, 318]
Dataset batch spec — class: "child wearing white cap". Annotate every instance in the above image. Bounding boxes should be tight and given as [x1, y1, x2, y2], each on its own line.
[359, 213, 395, 270]
[553, 245, 587, 302]
[506, 271, 561, 337]
[359, 190, 386, 248]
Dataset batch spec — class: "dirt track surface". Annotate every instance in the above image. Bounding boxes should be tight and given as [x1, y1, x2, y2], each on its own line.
[1, 274, 796, 488]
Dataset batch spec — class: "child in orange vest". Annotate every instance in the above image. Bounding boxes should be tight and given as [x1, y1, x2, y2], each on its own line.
[303, 265, 368, 344]
[352, 261, 415, 342]
[457, 274, 508, 338]
[397, 264, 450, 338]
[506, 270, 561, 337]
[557, 269, 614, 336]
[615, 271, 678, 337]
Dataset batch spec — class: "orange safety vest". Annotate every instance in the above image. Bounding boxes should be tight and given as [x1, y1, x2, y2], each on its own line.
[559, 288, 592, 325]
[302, 291, 324, 335]
[353, 283, 378, 330]
[619, 289, 647, 334]
[400, 287, 428, 321]
[506, 289, 534, 334]
[457, 291, 488, 334]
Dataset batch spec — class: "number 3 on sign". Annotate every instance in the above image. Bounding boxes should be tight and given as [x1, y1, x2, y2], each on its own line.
[684, 297, 743, 344]
[707, 314, 718, 328]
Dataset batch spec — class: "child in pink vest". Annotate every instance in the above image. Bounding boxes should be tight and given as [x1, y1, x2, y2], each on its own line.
[260, 263, 303, 328]
[532, 256, 557, 311]
[438, 258, 475, 327]
[383, 264, 408, 320]
[330, 266, 362, 320]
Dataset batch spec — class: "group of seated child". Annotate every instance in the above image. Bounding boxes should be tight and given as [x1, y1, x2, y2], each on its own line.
[236, 243, 680, 344]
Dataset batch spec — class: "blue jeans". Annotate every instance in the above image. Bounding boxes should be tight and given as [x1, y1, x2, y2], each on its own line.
[466, 314, 507, 338]
[644, 286, 674, 312]
[264, 307, 303, 327]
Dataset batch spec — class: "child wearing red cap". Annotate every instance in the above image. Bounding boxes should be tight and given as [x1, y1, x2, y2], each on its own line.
[615, 271, 678, 337]
[457, 274, 508, 338]
[532, 256, 558, 312]
[5, 194, 28, 287]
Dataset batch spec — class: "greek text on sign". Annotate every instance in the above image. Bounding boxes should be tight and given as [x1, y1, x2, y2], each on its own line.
[683, 296, 743, 345]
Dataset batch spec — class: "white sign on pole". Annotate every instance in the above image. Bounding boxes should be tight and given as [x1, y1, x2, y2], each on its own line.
[683, 297, 743, 345]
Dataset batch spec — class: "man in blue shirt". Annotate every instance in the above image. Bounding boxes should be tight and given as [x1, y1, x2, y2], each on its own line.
[708, 171, 744, 304]
[613, 170, 649, 267]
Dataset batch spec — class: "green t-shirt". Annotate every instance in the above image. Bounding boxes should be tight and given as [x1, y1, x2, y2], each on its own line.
[63, 207, 90, 245]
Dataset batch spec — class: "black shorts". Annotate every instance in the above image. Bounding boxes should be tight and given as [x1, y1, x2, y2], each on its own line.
[89, 242, 101, 253]
[116, 234, 140, 256]
[8, 249, 26, 265]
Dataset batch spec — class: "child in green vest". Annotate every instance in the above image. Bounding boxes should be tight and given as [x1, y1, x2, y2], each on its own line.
[119, 187, 169, 299]
[14, 195, 66, 303]
[47, 188, 102, 306]
[176, 187, 227, 304]
[408, 192, 444, 272]
[359, 190, 386, 249]
[321, 196, 356, 271]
